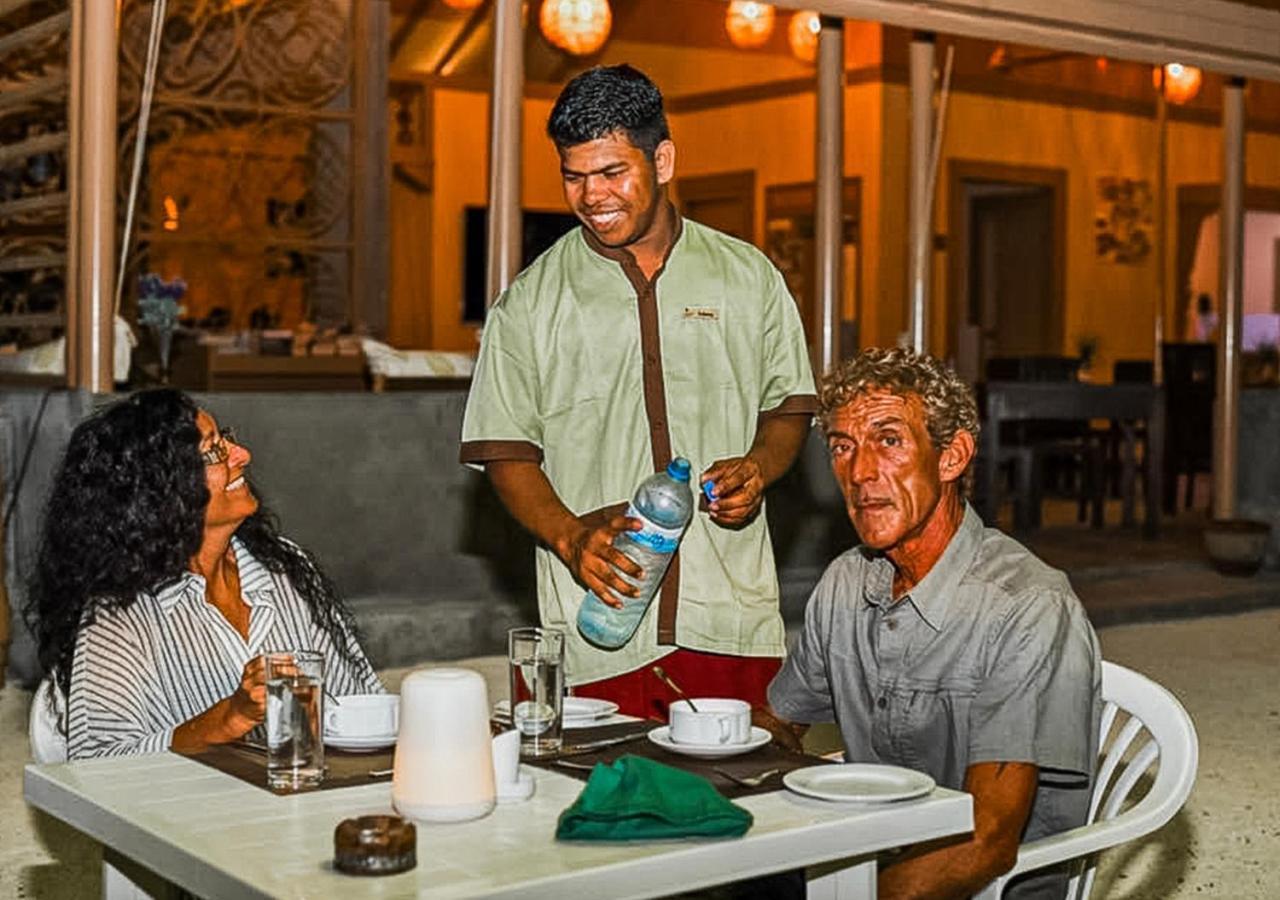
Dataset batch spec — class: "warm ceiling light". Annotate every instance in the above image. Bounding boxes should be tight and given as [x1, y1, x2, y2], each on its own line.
[725, 1, 775, 50]
[1154, 62, 1202, 105]
[441, 0, 484, 9]
[787, 10, 820, 63]
[540, 0, 612, 56]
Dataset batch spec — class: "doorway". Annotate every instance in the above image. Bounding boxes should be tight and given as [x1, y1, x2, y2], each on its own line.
[763, 178, 862, 353]
[948, 161, 1067, 383]
[1175, 184, 1280, 341]
[676, 170, 756, 243]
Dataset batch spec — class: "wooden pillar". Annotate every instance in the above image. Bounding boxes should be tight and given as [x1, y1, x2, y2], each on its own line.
[1213, 77, 1246, 521]
[813, 15, 844, 376]
[67, 0, 116, 391]
[485, 0, 523, 306]
[353, 0, 391, 337]
[907, 32, 935, 354]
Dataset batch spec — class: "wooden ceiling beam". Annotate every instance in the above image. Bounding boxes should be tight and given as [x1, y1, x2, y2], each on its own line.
[391, 0, 436, 61]
[434, 0, 492, 76]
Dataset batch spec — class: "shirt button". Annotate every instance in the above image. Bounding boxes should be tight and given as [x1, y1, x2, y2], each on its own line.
[877, 697, 887, 710]
[886, 619, 898, 631]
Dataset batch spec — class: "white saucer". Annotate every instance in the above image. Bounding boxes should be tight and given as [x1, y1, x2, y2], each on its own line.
[493, 697, 620, 728]
[783, 764, 935, 803]
[324, 732, 397, 752]
[647, 725, 772, 759]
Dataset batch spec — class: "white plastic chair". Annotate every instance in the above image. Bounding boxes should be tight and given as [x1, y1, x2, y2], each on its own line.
[29, 679, 169, 898]
[28, 677, 68, 764]
[975, 661, 1199, 900]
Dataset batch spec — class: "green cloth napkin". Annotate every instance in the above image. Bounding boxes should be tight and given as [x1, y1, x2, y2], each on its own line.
[555, 755, 753, 841]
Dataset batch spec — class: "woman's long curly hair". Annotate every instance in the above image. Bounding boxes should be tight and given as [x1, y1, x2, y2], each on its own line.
[25, 388, 371, 697]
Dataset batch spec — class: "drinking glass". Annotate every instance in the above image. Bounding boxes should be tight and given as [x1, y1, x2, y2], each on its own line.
[264, 650, 325, 790]
[507, 627, 565, 758]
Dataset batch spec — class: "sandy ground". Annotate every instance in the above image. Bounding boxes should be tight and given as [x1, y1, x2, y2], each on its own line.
[3, 611, 1278, 899]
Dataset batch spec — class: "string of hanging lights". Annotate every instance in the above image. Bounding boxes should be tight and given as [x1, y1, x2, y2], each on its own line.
[1155, 62, 1203, 105]
[725, 1, 775, 50]
[787, 10, 820, 63]
[540, 0, 613, 56]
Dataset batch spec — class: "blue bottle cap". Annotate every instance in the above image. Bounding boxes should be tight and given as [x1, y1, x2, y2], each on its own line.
[666, 457, 691, 482]
[701, 480, 717, 503]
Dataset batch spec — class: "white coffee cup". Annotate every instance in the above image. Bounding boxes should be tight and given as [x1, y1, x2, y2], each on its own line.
[668, 698, 751, 745]
[325, 693, 399, 738]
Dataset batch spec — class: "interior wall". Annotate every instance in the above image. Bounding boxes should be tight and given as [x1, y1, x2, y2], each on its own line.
[413, 74, 1280, 366]
[429, 90, 563, 352]
[919, 84, 1280, 380]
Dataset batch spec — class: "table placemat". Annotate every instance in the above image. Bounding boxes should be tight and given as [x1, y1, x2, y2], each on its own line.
[525, 720, 835, 800]
[183, 741, 395, 795]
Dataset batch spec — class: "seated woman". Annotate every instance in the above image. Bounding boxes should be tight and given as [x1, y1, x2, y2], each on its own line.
[26, 388, 382, 759]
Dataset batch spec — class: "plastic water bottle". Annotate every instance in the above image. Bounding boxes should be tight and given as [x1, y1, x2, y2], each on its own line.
[576, 458, 696, 649]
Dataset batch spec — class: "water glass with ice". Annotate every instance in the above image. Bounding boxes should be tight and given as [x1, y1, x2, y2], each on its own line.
[507, 627, 564, 758]
[264, 650, 325, 790]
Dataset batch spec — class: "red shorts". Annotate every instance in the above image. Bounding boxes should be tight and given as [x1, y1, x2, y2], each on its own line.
[573, 649, 782, 721]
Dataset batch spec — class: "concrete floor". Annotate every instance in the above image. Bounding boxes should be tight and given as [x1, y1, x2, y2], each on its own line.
[2, 607, 1278, 898]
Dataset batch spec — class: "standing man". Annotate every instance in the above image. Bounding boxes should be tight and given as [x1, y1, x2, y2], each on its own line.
[769, 348, 1101, 899]
[460, 65, 816, 720]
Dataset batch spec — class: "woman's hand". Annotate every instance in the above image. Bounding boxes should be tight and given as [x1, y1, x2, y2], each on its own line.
[172, 655, 276, 752]
[224, 655, 272, 735]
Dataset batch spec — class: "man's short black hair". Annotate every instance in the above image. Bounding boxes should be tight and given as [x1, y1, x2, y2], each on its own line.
[547, 64, 671, 158]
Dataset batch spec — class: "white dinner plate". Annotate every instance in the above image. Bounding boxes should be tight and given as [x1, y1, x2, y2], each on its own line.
[493, 697, 620, 727]
[783, 764, 935, 803]
[646, 725, 772, 759]
[324, 733, 397, 752]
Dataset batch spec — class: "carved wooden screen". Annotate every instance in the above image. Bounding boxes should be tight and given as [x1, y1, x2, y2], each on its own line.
[117, 0, 357, 331]
[0, 0, 71, 344]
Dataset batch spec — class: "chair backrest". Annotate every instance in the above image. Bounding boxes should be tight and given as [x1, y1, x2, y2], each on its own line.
[976, 661, 1198, 900]
[28, 677, 69, 764]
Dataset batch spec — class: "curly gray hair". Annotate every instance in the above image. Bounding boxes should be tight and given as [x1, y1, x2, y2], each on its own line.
[818, 347, 980, 491]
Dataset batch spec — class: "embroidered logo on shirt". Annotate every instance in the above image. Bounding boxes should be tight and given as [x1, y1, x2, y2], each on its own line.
[683, 306, 720, 321]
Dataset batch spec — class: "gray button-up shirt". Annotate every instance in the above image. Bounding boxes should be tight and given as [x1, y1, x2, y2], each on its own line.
[770, 505, 1100, 864]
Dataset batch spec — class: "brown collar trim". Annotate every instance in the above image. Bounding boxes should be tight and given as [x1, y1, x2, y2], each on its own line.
[580, 201, 682, 294]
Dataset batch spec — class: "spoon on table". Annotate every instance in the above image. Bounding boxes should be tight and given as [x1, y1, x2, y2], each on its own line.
[651, 665, 699, 712]
[714, 767, 781, 788]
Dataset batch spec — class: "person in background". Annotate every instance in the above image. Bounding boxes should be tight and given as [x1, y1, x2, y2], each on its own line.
[460, 64, 815, 724]
[26, 388, 382, 759]
[768, 348, 1101, 899]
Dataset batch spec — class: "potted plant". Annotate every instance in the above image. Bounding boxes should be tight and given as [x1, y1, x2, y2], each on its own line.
[1203, 518, 1272, 576]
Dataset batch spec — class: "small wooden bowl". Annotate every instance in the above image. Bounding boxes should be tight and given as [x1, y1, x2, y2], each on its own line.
[334, 815, 416, 876]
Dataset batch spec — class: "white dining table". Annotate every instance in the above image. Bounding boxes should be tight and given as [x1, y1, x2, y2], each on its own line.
[24, 752, 973, 900]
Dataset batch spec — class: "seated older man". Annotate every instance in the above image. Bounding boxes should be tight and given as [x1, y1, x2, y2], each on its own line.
[768, 347, 1101, 900]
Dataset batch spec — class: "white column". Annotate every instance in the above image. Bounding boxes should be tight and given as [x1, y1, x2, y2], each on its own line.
[68, 0, 116, 391]
[907, 32, 935, 354]
[814, 15, 845, 375]
[1213, 77, 1246, 521]
[485, 0, 523, 307]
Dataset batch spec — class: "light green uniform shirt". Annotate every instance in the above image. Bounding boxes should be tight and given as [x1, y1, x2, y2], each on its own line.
[460, 217, 816, 684]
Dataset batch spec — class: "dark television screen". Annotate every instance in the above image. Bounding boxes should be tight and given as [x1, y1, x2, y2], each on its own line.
[463, 207, 580, 322]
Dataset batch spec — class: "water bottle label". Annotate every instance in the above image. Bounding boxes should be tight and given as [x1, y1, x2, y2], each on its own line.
[622, 503, 683, 554]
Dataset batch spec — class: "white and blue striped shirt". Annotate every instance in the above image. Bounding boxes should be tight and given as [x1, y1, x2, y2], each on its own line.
[68, 537, 382, 759]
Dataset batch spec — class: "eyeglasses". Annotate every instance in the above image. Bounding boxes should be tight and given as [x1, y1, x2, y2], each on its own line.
[200, 427, 238, 466]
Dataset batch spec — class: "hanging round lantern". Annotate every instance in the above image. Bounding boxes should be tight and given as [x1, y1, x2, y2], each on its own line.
[540, 0, 612, 56]
[1153, 63, 1202, 105]
[725, 1, 775, 50]
[442, 0, 484, 9]
[787, 10, 820, 63]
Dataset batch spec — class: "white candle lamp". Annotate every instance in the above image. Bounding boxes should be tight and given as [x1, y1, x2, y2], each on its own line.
[392, 668, 496, 823]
